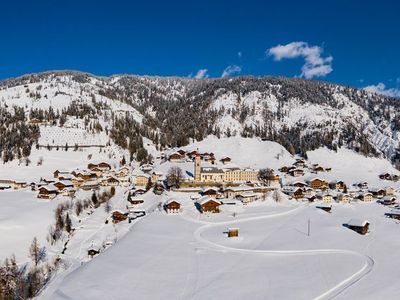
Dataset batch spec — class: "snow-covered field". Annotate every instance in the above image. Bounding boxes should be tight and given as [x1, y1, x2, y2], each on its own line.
[40, 194, 400, 300]
[1, 135, 400, 299]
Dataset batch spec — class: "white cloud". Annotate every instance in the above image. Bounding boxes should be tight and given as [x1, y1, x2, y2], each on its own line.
[237, 51, 242, 58]
[364, 83, 400, 98]
[194, 69, 209, 79]
[221, 65, 242, 78]
[267, 41, 333, 79]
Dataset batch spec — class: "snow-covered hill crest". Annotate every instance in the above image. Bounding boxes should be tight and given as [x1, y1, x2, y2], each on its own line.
[1, 71, 399, 168]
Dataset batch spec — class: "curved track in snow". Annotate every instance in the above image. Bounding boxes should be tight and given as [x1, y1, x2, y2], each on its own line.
[192, 206, 374, 300]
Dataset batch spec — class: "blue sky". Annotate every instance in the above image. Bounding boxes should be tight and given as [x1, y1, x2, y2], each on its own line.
[1, 0, 399, 95]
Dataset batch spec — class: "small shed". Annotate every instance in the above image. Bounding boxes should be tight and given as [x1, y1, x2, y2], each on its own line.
[227, 228, 239, 238]
[316, 204, 332, 213]
[345, 219, 369, 235]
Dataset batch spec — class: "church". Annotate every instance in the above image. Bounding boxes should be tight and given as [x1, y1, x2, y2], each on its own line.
[193, 154, 258, 183]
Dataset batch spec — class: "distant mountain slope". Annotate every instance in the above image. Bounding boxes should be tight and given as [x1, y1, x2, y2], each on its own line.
[0, 71, 399, 168]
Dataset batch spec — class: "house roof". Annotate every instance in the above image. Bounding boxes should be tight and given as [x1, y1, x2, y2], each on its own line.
[201, 167, 224, 174]
[347, 219, 369, 227]
[196, 196, 221, 205]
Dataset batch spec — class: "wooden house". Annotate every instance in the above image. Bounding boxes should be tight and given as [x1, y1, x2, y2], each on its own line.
[317, 192, 333, 203]
[379, 173, 391, 180]
[54, 180, 74, 191]
[385, 186, 394, 196]
[313, 166, 325, 173]
[202, 187, 219, 196]
[196, 197, 221, 213]
[337, 193, 351, 203]
[220, 157, 232, 165]
[111, 210, 127, 224]
[293, 159, 306, 168]
[38, 185, 58, 199]
[134, 174, 150, 187]
[379, 196, 396, 206]
[292, 188, 304, 200]
[369, 188, 385, 199]
[165, 199, 181, 213]
[129, 197, 144, 205]
[292, 181, 308, 188]
[114, 166, 130, 178]
[345, 219, 369, 235]
[290, 168, 304, 177]
[329, 180, 346, 191]
[358, 192, 373, 202]
[71, 177, 84, 187]
[279, 166, 289, 173]
[169, 152, 184, 162]
[102, 176, 120, 187]
[13, 181, 27, 189]
[309, 178, 328, 190]
[53, 170, 70, 178]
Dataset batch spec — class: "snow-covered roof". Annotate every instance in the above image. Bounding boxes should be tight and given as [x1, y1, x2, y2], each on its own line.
[196, 196, 221, 205]
[347, 219, 369, 227]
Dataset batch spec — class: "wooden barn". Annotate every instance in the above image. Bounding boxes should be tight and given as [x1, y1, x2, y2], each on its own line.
[345, 219, 369, 235]
[196, 197, 221, 213]
[165, 199, 181, 213]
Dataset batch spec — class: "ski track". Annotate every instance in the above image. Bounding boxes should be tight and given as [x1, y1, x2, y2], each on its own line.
[191, 205, 374, 300]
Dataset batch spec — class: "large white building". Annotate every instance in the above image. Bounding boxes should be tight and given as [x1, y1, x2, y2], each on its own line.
[193, 155, 258, 183]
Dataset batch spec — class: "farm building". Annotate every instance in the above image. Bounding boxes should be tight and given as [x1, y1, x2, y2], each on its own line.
[196, 197, 221, 213]
[345, 219, 369, 235]
[165, 199, 181, 213]
[237, 192, 258, 204]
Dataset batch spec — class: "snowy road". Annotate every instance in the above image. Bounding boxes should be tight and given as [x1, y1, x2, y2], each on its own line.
[192, 205, 374, 300]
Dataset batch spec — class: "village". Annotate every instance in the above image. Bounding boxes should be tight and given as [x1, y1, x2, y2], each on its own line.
[1, 145, 400, 249]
